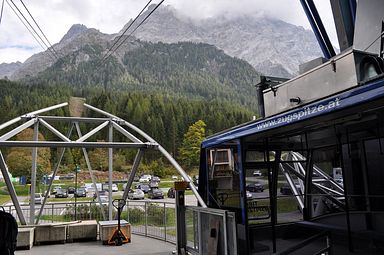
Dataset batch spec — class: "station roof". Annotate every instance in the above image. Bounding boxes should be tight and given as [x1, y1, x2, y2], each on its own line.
[202, 76, 384, 149]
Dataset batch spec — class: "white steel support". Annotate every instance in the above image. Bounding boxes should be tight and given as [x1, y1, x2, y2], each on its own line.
[21, 102, 68, 118]
[30, 122, 39, 225]
[84, 103, 207, 208]
[39, 119, 71, 142]
[36, 124, 74, 224]
[112, 121, 142, 143]
[75, 122, 106, 220]
[0, 118, 36, 141]
[76, 121, 109, 142]
[108, 123, 113, 220]
[0, 141, 152, 148]
[0, 151, 26, 225]
[121, 149, 144, 202]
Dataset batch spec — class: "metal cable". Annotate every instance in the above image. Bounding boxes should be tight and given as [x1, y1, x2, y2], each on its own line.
[19, 0, 60, 57]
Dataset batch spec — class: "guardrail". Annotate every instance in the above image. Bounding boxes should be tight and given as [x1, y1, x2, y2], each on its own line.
[2, 200, 177, 244]
[184, 206, 237, 255]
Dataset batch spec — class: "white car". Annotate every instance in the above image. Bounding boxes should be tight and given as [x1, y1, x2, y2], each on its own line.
[253, 170, 262, 177]
[139, 175, 152, 183]
[34, 193, 43, 204]
[128, 189, 145, 200]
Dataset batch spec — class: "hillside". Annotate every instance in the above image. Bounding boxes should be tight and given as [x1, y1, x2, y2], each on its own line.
[31, 40, 260, 110]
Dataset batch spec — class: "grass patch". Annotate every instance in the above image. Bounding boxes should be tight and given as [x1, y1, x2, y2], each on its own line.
[0, 195, 10, 205]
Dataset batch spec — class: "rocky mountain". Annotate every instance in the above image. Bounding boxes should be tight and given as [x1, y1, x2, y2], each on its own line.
[9, 24, 113, 80]
[0, 62, 22, 78]
[119, 5, 323, 77]
[2, 4, 323, 80]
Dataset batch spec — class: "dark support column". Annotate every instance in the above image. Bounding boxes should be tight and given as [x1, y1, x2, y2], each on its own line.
[175, 181, 188, 255]
[304, 150, 313, 220]
[266, 139, 276, 253]
[337, 133, 354, 252]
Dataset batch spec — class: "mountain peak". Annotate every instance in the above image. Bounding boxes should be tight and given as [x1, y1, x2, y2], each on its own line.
[60, 24, 88, 43]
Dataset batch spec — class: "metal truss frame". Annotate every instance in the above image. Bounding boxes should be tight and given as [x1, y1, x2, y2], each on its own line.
[0, 101, 206, 225]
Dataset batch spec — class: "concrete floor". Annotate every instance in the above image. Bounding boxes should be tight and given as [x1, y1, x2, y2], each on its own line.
[15, 234, 175, 255]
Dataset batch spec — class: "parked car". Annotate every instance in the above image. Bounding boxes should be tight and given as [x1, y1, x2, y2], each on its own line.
[102, 183, 119, 192]
[148, 188, 164, 199]
[55, 188, 68, 198]
[52, 186, 61, 194]
[127, 189, 145, 200]
[139, 175, 152, 183]
[193, 175, 199, 186]
[246, 190, 253, 199]
[67, 187, 76, 194]
[137, 184, 151, 193]
[246, 182, 264, 192]
[167, 187, 175, 198]
[93, 190, 109, 199]
[171, 175, 178, 180]
[151, 176, 161, 182]
[133, 175, 140, 182]
[280, 183, 302, 195]
[34, 193, 43, 204]
[149, 181, 159, 188]
[252, 170, 262, 177]
[74, 188, 87, 197]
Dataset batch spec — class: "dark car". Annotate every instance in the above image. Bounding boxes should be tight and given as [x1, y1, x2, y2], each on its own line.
[74, 188, 87, 197]
[93, 190, 108, 199]
[246, 183, 264, 192]
[280, 183, 302, 195]
[167, 187, 175, 198]
[67, 187, 75, 194]
[149, 181, 159, 188]
[148, 188, 164, 199]
[55, 188, 68, 198]
[138, 184, 151, 193]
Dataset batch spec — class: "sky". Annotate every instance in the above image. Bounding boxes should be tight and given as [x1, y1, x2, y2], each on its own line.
[0, 0, 337, 64]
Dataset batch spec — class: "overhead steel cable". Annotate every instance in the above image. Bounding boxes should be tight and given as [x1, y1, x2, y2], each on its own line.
[5, 0, 56, 61]
[97, 0, 165, 70]
[19, 0, 60, 58]
[98, 0, 153, 66]
[0, 0, 5, 25]
[8, 0, 58, 60]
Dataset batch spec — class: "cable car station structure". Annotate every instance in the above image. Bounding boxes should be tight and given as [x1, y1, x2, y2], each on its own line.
[0, 99, 206, 226]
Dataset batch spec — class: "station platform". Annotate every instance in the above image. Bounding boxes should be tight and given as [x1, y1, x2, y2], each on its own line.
[15, 234, 175, 255]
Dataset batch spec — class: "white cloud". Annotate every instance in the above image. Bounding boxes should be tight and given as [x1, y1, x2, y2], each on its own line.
[0, 0, 338, 64]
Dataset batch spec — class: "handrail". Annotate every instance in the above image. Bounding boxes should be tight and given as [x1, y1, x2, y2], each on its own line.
[275, 231, 332, 255]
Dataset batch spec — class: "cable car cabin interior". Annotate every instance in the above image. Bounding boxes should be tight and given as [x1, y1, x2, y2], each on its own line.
[198, 1, 384, 254]
[199, 96, 384, 254]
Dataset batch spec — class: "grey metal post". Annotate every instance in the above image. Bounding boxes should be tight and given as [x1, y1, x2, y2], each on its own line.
[121, 149, 144, 202]
[108, 123, 113, 220]
[30, 121, 39, 225]
[175, 183, 187, 255]
[145, 202, 148, 236]
[36, 124, 74, 224]
[83, 103, 207, 208]
[0, 151, 26, 224]
[164, 202, 167, 242]
[74, 122, 106, 220]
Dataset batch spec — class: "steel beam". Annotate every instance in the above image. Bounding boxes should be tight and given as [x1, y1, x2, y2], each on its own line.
[0, 118, 36, 141]
[36, 124, 74, 224]
[108, 123, 113, 220]
[75, 122, 106, 220]
[0, 151, 26, 225]
[39, 119, 71, 142]
[121, 149, 144, 202]
[0, 117, 22, 132]
[112, 121, 142, 143]
[76, 121, 109, 142]
[84, 103, 207, 207]
[30, 122, 39, 225]
[21, 102, 68, 118]
[37, 116, 110, 123]
[0, 141, 154, 148]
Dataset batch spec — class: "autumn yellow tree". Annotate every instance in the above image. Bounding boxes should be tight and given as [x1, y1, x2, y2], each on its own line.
[6, 128, 51, 182]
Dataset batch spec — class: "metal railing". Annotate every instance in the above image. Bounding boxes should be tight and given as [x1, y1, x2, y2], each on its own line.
[184, 206, 237, 255]
[2, 200, 177, 244]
